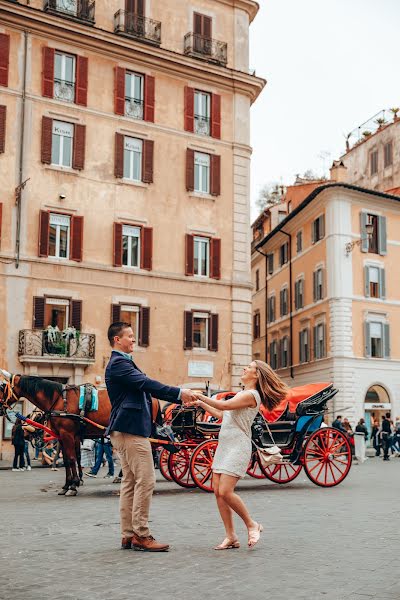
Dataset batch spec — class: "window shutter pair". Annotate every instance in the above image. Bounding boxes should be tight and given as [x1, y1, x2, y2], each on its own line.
[0, 105, 6, 153]
[113, 222, 153, 270]
[183, 311, 218, 351]
[194, 12, 212, 37]
[38, 210, 83, 261]
[114, 67, 155, 121]
[0, 33, 10, 87]
[41, 117, 86, 169]
[114, 133, 154, 182]
[110, 304, 150, 345]
[360, 212, 387, 255]
[186, 149, 220, 196]
[185, 234, 221, 279]
[42, 47, 88, 105]
[184, 87, 221, 139]
[32, 297, 82, 330]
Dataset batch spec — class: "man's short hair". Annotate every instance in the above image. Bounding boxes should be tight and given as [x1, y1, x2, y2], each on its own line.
[336, 415, 342, 419]
[107, 322, 131, 346]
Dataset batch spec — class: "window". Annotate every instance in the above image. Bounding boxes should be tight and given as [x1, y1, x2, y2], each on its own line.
[312, 215, 325, 243]
[56, 0, 77, 15]
[270, 340, 278, 370]
[279, 242, 289, 267]
[278, 211, 286, 224]
[122, 225, 141, 268]
[51, 120, 73, 167]
[123, 136, 142, 181]
[280, 288, 288, 316]
[296, 231, 303, 253]
[255, 269, 260, 292]
[384, 142, 393, 168]
[49, 213, 70, 259]
[370, 322, 383, 358]
[267, 296, 276, 323]
[54, 52, 75, 102]
[125, 71, 144, 119]
[295, 279, 304, 310]
[193, 312, 209, 349]
[365, 265, 385, 299]
[111, 303, 150, 346]
[44, 297, 70, 329]
[281, 336, 289, 368]
[194, 152, 210, 193]
[370, 150, 378, 175]
[33, 296, 82, 331]
[313, 268, 324, 302]
[120, 304, 140, 341]
[299, 328, 309, 363]
[287, 201, 292, 213]
[367, 214, 378, 254]
[194, 91, 211, 135]
[365, 321, 390, 358]
[361, 213, 387, 255]
[194, 236, 210, 277]
[314, 323, 326, 360]
[267, 253, 274, 275]
[253, 312, 260, 339]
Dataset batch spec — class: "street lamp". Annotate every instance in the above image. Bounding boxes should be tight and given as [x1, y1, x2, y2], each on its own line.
[345, 223, 374, 256]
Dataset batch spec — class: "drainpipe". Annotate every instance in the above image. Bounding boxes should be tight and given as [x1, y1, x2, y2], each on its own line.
[281, 230, 294, 379]
[255, 247, 268, 362]
[15, 31, 29, 269]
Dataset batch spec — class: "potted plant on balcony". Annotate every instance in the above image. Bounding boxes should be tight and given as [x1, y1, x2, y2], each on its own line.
[43, 325, 66, 355]
[390, 107, 400, 121]
[362, 130, 372, 139]
[375, 117, 386, 129]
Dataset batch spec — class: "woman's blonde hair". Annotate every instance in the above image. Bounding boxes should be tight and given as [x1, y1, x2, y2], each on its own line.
[254, 360, 289, 411]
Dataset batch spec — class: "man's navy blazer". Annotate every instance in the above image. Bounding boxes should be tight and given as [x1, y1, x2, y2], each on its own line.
[105, 351, 181, 438]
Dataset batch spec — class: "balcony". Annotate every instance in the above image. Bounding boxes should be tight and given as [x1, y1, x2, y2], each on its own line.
[44, 0, 95, 25]
[114, 11, 161, 47]
[184, 33, 227, 67]
[18, 330, 96, 366]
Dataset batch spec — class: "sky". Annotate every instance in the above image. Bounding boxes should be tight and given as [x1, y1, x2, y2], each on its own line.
[249, 0, 400, 219]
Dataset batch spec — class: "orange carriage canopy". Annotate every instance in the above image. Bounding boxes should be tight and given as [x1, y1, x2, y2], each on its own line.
[260, 382, 332, 423]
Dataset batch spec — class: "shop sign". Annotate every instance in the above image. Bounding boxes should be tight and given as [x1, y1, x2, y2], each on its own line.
[364, 402, 391, 410]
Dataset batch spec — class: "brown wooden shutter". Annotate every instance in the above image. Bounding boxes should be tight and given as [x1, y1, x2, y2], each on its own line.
[71, 215, 83, 262]
[211, 94, 221, 139]
[210, 237, 221, 280]
[38, 210, 49, 257]
[33, 297, 45, 329]
[140, 226, 153, 270]
[203, 15, 212, 38]
[0, 105, 6, 153]
[114, 133, 124, 178]
[210, 154, 221, 196]
[72, 124, 86, 170]
[184, 311, 193, 350]
[70, 299, 82, 330]
[185, 234, 194, 276]
[0, 33, 10, 88]
[209, 314, 218, 352]
[144, 75, 155, 122]
[0, 203, 3, 249]
[186, 148, 195, 191]
[184, 86, 194, 132]
[194, 13, 212, 38]
[142, 139, 154, 183]
[42, 46, 54, 98]
[114, 67, 126, 116]
[41, 117, 53, 164]
[139, 306, 150, 347]
[113, 222, 123, 267]
[75, 55, 88, 106]
[111, 304, 121, 323]
[126, 0, 144, 14]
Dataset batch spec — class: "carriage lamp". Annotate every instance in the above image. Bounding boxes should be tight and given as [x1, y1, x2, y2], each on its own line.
[345, 223, 374, 255]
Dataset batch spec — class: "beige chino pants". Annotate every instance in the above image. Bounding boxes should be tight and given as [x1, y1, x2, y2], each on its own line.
[110, 431, 156, 538]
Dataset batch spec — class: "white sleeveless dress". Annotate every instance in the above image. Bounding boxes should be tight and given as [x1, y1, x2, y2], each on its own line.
[212, 389, 261, 479]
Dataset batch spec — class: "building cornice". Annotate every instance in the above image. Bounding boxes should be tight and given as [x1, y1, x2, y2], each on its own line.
[0, 2, 266, 103]
[215, 0, 260, 23]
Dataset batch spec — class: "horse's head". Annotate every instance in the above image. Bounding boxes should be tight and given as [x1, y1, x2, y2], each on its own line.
[0, 370, 19, 415]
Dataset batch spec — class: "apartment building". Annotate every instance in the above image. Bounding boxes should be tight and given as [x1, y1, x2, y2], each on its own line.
[0, 0, 265, 457]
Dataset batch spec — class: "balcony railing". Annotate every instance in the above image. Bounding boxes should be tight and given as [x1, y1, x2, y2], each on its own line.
[125, 97, 144, 119]
[194, 114, 210, 136]
[18, 330, 96, 362]
[184, 33, 227, 67]
[54, 78, 75, 103]
[114, 11, 161, 46]
[44, 0, 95, 25]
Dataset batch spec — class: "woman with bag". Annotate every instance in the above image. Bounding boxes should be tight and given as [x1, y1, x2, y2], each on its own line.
[11, 418, 26, 471]
[193, 360, 288, 551]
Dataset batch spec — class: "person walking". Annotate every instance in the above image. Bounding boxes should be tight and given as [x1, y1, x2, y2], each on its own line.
[332, 415, 347, 433]
[105, 321, 195, 552]
[85, 437, 114, 478]
[381, 414, 392, 461]
[11, 418, 26, 471]
[354, 418, 368, 464]
[192, 360, 288, 550]
[371, 419, 381, 456]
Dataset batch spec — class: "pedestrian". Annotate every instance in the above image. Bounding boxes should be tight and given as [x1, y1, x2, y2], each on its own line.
[381, 414, 392, 461]
[51, 441, 62, 471]
[85, 436, 114, 478]
[371, 419, 381, 456]
[105, 321, 195, 552]
[192, 360, 288, 550]
[80, 438, 95, 470]
[332, 415, 347, 433]
[392, 417, 400, 456]
[355, 418, 368, 440]
[342, 418, 353, 434]
[354, 418, 368, 464]
[11, 418, 26, 471]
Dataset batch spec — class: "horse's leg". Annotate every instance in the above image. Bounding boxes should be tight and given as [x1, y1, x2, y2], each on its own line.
[59, 434, 80, 496]
[75, 437, 84, 485]
[57, 441, 71, 496]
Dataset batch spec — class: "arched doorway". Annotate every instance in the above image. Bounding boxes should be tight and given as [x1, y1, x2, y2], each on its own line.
[364, 384, 391, 441]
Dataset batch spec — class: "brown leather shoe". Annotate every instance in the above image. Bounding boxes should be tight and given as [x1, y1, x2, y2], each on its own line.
[121, 537, 133, 549]
[132, 534, 169, 552]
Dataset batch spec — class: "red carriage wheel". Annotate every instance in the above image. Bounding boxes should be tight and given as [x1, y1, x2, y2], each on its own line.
[260, 461, 302, 483]
[303, 427, 352, 487]
[246, 449, 266, 479]
[190, 439, 218, 493]
[168, 446, 197, 488]
[158, 448, 172, 482]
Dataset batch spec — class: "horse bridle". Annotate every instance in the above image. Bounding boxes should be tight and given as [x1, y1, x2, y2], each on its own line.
[0, 375, 21, 420]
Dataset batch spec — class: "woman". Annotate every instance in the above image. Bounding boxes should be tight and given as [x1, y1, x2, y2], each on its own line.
[11, 418, 26, 472]
[193, 360, 288, 550]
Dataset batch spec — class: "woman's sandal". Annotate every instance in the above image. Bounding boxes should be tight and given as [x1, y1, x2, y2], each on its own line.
[248, 523, 263, 548]
[214, 538, 240, 550]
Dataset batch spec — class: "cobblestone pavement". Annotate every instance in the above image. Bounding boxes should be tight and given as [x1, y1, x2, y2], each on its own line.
[0, 457, 399, 600]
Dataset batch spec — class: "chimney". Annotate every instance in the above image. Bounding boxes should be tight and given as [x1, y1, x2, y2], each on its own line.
[330, 160, 347, 183]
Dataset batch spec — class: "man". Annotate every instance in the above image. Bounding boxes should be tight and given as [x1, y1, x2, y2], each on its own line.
[85, 436, 114, 478]
[381, 414, 392, 461]
[105, 321, 195, 552]
[332, 415, 347, 433]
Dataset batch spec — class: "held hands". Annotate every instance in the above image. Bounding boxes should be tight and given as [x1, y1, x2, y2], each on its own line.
[180, 389, 199, 405]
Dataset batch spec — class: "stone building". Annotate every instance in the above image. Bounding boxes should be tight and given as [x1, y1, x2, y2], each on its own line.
[0, 0, 265, 458]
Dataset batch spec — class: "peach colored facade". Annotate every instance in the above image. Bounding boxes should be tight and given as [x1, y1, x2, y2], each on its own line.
[0, 0, 264, 458]
[252, 184, 400, 432]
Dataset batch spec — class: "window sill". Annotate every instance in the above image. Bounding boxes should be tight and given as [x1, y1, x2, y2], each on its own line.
[185, 348, 216, 355]
[45, 165, 79, 176]
[119, 179, 149, 189]
[189, 192, 216, 202]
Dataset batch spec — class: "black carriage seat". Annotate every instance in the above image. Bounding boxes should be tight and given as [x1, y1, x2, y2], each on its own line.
[261, 420, 296, 447]
[196, 421, 221, 435]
